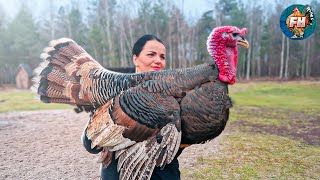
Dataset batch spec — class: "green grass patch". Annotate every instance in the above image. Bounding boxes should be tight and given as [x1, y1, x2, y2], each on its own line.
[229, 81, 320, 115]
[229, 107, 292, 126]
[181, 133, 320, 179]
[0, 90, 72, 113]
[181, 81, 320, 179]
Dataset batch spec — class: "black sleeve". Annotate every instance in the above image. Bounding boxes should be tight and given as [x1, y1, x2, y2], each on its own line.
[81, 117, 102, 154]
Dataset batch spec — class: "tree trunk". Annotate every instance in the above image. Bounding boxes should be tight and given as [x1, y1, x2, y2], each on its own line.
[301, 40, 305, 79]
[93, 46, 99, 62]
[246, 53, 249, 79]
[306, 39, 311, 78]
[155, 21, 160, 38]
[257, 47, 261, 77]
[256, 24, 262, 77]
[268, 53, 272, 77]
[176, 11, 182, 68]
[246, 17, 253, 80]
[189, 27, 195, 67]
[143, 11, 149, 33]
[99, 0, 114, 65]
[123, 22, 132, 65]
[180, 0, 186, 68]
[169, 20, 173, 69]
[50, 0, 55, 39]
[284, 37, 289, 80]
[128, 19, 134, 52]
[105, 0, 113, 55]
[246, 48, 251, 80]
[119, 23, 126, 66]
[67, 18, 72, 38]
[252, 44, 257, 77]
[181, 30, 186, 68]
[242, 53, 246, 79]
[279, 34, 285, 79]
[102, 46, 107, 67]
[264, 53, 268, 77]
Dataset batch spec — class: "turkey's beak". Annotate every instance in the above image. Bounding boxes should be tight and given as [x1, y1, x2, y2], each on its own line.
[237, 38, 249, 48]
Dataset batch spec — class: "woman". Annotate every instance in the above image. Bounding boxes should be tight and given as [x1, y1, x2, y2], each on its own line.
[82, 34, 183, 180]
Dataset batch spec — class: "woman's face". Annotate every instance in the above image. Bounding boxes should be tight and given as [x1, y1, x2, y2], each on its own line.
[133, 40, 166, 73]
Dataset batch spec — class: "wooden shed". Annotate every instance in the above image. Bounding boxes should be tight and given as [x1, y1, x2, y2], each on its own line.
[15, 64, 33, 89]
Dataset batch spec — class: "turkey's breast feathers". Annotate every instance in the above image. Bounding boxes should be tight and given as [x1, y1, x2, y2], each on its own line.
[180, 80, 232, 144]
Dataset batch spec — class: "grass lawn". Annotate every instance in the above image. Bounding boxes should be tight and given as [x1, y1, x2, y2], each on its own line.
[229, 81, 320, 115]
[181, 81, 320, 179]
[0, 89, 72, 113]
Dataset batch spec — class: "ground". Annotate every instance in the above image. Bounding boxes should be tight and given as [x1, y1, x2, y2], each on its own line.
[0, 109, 221, 180]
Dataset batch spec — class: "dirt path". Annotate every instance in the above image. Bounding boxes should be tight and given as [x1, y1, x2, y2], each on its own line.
[0, 110, 100, 180]
[0, 110, 221, 180]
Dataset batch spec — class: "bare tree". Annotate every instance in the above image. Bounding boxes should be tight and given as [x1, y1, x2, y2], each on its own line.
[98, 0, 115, 66]
[119, 19, 126, 66]
[246, 14, 253, 80]
[49, 0, 55, 39]
[284, 37, 289, 79]
[168, 19, 173, 69]
[176, 9, 182, 68]
[306, 39, 311, 78]
[279, 34, 285, 79]
[301, 40, 306, 79]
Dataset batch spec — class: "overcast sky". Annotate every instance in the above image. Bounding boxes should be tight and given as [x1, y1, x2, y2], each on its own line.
[0, 0, 314, 23]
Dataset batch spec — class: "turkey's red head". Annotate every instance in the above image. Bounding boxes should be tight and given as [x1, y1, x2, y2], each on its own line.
[207, 26, 249, 85]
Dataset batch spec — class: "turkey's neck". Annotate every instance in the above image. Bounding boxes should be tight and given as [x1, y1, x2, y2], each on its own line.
[210, 42, 238, 85]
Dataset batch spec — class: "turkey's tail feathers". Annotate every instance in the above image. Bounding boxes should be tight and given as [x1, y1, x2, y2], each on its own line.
[116, 123, 181, 180]
[32, 38, 100, 106]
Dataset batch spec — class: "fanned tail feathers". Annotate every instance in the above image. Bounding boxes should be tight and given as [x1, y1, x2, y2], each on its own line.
[31, 38, 99, 106]
[116, 123, 181, 180]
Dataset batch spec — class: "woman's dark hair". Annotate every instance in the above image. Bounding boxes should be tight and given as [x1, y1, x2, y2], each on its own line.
[132, 34, 164, 56]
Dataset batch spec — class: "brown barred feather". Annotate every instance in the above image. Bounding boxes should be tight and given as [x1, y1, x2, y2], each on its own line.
[65, 62, 80, 77]
[86, 100, 137, 150]
[40, 53, 65, 67]
[130, 155, 149, 180]
[116, 123, 181, 180]
[86, 101, 114, 141]
[46, 67, 77, 87]
[55, 42, 86, 58]
[51, 53, 72, 66]
[180, 81, 231, 144]
[45, 97, 75, 104]
[45, 82, 67, 98]
[112, 96, 160, 142]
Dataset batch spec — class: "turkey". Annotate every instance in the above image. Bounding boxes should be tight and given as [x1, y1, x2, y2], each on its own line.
[32, 26, 249, 180]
